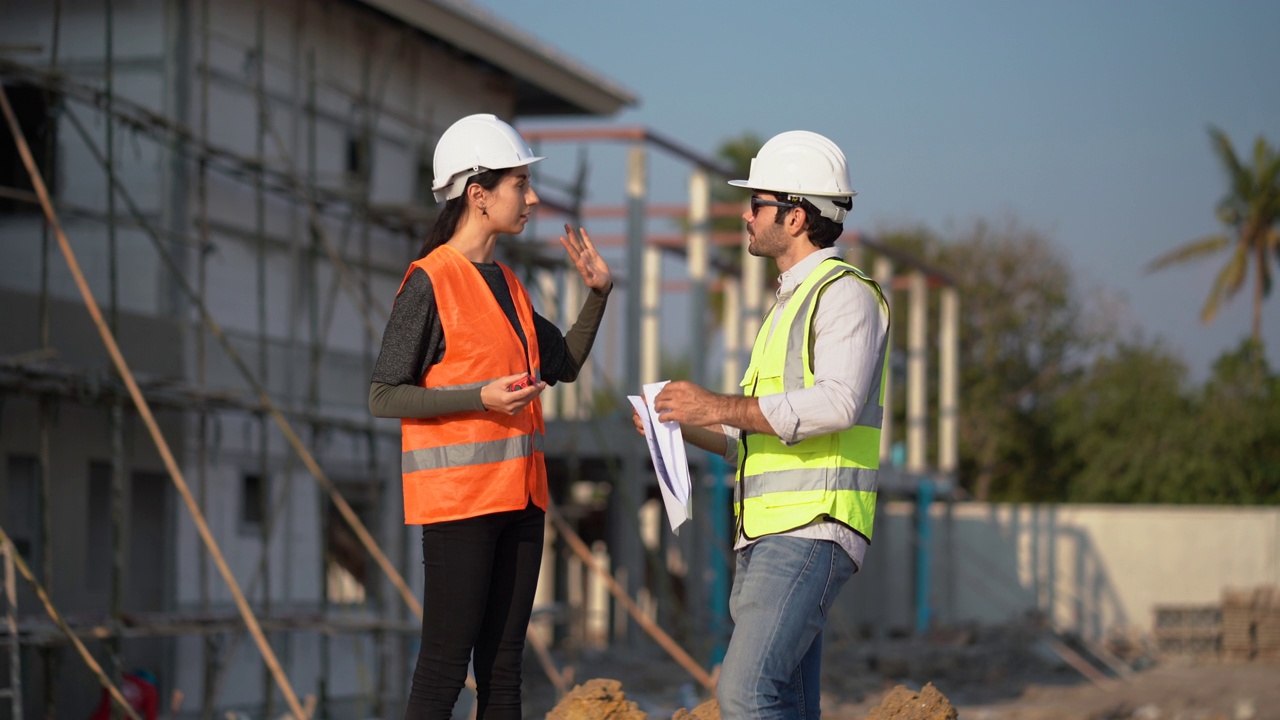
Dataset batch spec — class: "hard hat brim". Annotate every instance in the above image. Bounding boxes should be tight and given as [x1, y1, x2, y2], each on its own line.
[727, 178, 857, 198]
[431, 156, 546, 202]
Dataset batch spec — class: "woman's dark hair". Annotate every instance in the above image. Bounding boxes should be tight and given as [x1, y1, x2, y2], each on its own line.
[772, 196, 844, 249]
[416, 167, 511, 259]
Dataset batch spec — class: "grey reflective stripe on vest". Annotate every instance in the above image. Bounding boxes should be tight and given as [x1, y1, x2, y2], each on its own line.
[780, 263, 851, 392]
[402, 431, 545, 473]
[740, 466, 878, 498]
[780, 263, 887, 431]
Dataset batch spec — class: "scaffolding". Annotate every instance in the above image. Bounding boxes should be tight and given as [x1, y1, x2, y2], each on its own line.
[0, 2, 961, 718]
[0, 2, 719, 716]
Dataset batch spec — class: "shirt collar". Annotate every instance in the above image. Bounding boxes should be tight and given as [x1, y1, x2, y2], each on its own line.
[776, 247, 842, 300]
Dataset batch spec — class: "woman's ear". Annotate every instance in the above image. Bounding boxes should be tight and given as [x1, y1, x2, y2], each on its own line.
[465, 182, 487, 208]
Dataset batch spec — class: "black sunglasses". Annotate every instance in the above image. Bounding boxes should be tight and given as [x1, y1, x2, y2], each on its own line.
[750, 195, 799, 215]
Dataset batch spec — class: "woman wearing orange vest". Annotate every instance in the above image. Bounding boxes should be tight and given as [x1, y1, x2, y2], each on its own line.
[370, 114, 611, 720]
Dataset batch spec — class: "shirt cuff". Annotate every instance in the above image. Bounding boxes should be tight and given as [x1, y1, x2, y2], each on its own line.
[757, 393, 799, 445]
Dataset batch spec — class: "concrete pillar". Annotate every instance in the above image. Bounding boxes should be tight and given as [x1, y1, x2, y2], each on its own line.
[721, 277, 742, 394]
[907, 271, 928, 473]
[939, 286, 959, 475]
[685, 168, 711, 640]
[538, 270, 560, 420]
[741, 221, 766, 360]
[616, 143, 647, 644]
[687, 169, 710, 388]
[641, 246, 661, 385]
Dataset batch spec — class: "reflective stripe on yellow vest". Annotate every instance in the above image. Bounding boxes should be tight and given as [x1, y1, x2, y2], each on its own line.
[736, 257, 889, 541]
[398, 245, 547, 524]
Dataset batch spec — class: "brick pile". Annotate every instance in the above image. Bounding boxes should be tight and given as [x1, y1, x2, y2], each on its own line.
[1221, 584, 1280, 662]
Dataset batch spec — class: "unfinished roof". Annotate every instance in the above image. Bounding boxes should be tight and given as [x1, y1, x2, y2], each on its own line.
[355, 0, 637, 117]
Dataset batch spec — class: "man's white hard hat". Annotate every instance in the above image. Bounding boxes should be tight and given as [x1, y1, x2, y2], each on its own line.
[729, 130, 857, 222]
[431, 113, 545, 202]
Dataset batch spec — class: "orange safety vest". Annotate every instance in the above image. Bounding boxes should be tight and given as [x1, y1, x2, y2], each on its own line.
[398, 245, 547, 524]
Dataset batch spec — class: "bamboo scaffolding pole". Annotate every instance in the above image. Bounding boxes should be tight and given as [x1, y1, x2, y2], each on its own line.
[0, 84, 310, 720]
[0, 526, 141, 720]
[2, 542, 22, 720]
[546, 503, 715, 692]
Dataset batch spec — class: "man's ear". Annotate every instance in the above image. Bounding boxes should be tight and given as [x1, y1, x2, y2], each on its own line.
[786, 206, 808, 237]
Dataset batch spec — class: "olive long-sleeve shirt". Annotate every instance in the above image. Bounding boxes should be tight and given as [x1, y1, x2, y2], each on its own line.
[369, 262, 609, 419]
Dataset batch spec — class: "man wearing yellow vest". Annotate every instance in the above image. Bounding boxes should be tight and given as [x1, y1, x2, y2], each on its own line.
[650, 130, 890, 720]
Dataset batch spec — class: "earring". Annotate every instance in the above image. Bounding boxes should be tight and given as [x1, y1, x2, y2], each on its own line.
[480, 206, 489, 217]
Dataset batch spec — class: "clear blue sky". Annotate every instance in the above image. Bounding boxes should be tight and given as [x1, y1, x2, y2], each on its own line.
[474, 0, 1279, 381]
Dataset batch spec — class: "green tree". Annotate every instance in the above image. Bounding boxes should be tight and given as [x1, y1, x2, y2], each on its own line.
[1054, 341, 1203, 503]
[1196, 339, 1280, 503]
[875, 219, 1101, 501]
[1148, 128, 1280, 343]
[1055, 338, 1280, 504]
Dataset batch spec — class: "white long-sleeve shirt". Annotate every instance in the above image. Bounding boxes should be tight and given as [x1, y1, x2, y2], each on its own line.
[724, 247, 890, 569]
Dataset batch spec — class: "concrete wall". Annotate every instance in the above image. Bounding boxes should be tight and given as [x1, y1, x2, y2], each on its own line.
[833, 501, 1280, 646]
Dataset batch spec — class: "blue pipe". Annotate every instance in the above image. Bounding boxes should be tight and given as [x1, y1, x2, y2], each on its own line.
[914, 478, 934, 635]
[709, 452, 730, 666]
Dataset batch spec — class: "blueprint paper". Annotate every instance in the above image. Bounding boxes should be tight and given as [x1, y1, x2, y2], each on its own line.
[626, 380, 692, 534]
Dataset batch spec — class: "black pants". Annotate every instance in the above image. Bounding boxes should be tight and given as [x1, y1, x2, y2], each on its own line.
[404, 500, 545, 720]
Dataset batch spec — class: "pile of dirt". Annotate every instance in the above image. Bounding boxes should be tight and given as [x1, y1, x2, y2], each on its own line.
[671, 698, 720, 720]
[545, 679, 958, 720]
[545, 678, 648, 720]
[864, 683, 959, 720]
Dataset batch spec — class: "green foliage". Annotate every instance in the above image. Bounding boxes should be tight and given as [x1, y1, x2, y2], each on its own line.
[1054, 342, 1203, 502]
[1055, 339, 1280, 504]
[872, 218, 1279, 505]
[1195, 340, 1280, 503]
[873, 219, 1097, 501]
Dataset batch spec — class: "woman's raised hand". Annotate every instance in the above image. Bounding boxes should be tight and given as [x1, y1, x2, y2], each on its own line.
[560, 224, 612, 293]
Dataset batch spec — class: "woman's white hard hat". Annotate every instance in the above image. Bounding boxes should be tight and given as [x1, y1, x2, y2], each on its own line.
[431, 113, 545, 202]
[729, 130, 857, 222]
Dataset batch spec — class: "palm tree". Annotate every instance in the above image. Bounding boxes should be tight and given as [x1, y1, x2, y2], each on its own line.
[1148, 127, 1280, 343]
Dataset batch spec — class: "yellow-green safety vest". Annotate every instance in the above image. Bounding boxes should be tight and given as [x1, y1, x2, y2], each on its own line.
[736, 257, 890, 541]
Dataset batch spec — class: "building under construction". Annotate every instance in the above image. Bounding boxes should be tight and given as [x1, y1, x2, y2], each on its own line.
[0, 1, 974, 718]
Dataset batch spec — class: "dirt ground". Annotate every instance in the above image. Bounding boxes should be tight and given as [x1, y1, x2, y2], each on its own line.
[526, 625, 1280, 720]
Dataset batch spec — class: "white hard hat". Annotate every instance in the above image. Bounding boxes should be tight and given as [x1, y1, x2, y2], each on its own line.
[431, 114, 545, 202]
[729, 130, 857, 222]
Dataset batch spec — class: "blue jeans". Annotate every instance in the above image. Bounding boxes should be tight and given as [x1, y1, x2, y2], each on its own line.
[717, 536, 856, 720]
